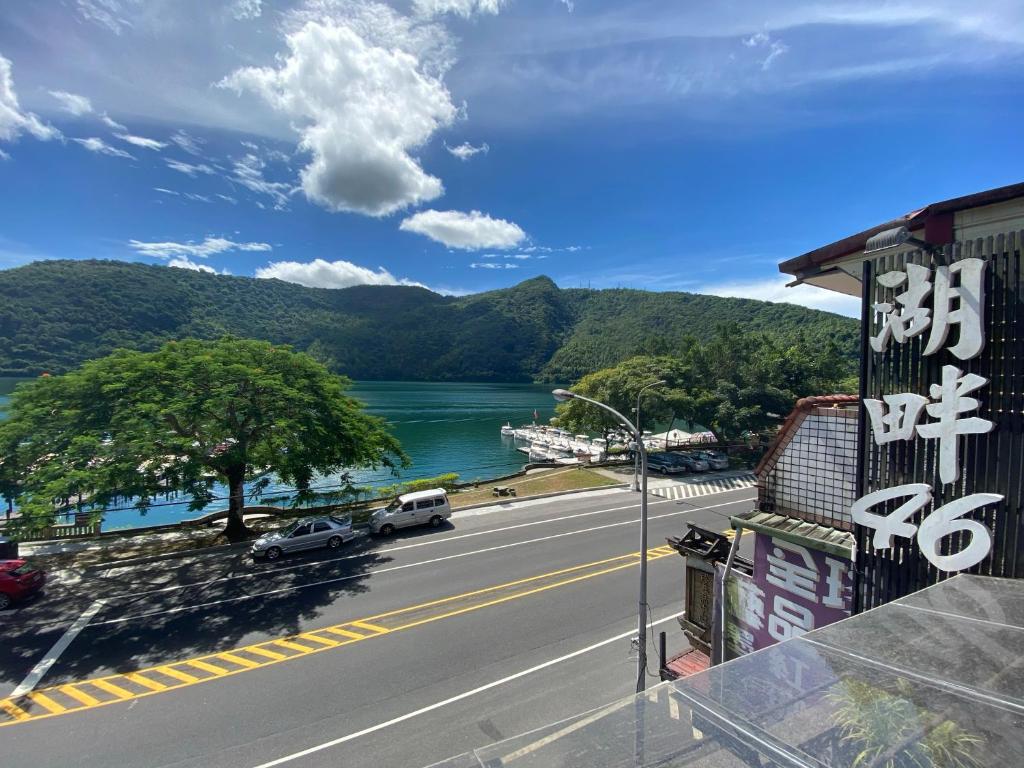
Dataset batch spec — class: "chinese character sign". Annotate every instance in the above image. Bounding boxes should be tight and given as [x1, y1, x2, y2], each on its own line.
[724, 533, 853, 659]
[856, 257, 1001, 574]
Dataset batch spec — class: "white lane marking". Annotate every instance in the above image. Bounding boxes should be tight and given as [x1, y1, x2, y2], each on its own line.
[109, 485, 756, 599]
[9, 600, 106, 697]
[90, 496, 753, 626]
[248, 611, 685, 768]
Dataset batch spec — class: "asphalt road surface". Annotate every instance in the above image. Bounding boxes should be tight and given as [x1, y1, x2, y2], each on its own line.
[1, 480, 756, 768]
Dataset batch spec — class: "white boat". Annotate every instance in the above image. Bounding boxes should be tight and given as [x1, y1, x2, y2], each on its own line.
[500, 422, 515, 437]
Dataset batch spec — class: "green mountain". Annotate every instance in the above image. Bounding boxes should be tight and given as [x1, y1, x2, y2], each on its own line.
[0, 260, 859, 382]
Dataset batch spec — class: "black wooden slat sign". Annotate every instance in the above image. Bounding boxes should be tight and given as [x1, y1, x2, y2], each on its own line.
[854, 230, 1024, 612]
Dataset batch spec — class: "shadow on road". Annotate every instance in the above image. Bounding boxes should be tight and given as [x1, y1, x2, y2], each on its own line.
[0, 528, 442, 688]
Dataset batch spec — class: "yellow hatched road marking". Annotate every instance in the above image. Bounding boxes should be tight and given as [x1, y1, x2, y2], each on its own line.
[244, 646, 287, 661]
[273, 639, 315, 653]
[349, 620, 389, 634]
[187, 660, 229, 676]
[60, 685, 100, 707]
[1, 699, 29, 721]
[90, 679, 133, 699]
[218, 652, 259, 668]
[297, 633, 338, 647]
[124, 673, 166, 692]
[0, 543, 677, 727]
[156, 666, 199, 683]
[27, 692, 66, 714]
[321, 627, 365, 640]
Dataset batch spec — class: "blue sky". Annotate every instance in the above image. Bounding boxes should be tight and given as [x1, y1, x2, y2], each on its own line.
[1, 1, 1022, 317]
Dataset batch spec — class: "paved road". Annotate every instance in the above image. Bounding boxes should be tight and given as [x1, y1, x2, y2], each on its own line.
[1, 480, 755, 768]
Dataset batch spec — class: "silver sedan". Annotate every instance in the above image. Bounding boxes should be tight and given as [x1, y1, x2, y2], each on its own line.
[251, 515, 355, 561]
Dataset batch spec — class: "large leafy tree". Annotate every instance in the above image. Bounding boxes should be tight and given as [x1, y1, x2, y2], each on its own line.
[557, 326, 851, 444]
[0, 337, 406, 540]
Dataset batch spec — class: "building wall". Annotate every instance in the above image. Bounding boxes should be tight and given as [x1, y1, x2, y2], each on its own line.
[955, 198, 1024, 241]
[759, 406, 859, 528]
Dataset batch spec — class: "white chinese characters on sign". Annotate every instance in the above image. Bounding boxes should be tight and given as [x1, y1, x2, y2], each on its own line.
[864, 365, 994, 484]
[870, 259, 986, 360]
[764, 539, 850, 642]
[857, 257, 999, 573]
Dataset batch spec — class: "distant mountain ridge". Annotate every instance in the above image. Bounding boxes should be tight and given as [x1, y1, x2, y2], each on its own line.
[0, 260, 859, 382]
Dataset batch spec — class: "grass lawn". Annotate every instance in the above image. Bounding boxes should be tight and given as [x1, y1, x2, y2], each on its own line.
[451, 466, 619, 508]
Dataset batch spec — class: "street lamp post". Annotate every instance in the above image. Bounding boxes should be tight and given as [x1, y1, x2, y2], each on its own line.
[632, 380, 667, 492]
[553, 387, 658, 694]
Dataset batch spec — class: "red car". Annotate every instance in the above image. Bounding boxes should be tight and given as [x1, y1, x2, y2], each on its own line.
[0, 559, 46, 609]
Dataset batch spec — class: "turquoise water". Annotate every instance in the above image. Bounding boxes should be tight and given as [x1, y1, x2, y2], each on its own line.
[0, 379, 561, 530]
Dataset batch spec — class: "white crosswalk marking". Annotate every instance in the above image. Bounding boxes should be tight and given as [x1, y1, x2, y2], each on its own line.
[647, 472, 756, 501]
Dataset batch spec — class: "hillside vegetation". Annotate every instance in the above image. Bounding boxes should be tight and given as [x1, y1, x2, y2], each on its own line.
[0, 260, 859, 382]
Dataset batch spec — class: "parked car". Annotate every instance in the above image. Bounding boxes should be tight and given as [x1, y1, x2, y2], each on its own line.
[0, 559, 46, 609]
[646, 453, 688, 475]
[251, 515, 356, 561]
[694, 450, 729, 471]
[369, 488, 452, 535]
[675, 452, 710, 472]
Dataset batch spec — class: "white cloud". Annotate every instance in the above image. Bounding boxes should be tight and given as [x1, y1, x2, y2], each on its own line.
[220, 8, 458, 216]
[216, 193, 238, 204]
[153, 187, 179, 195]
[75, 0, 135, 34]
[400, 209, 526, 250]
[49, 90, 93, 116]
[698, 277, 860, 317]
[0, 55, 60, 143]
[232, 153, 293, 208]
[165, 158, 215, 176]
[231, 0, 263, 21]
[255, 258, 426, 289]
[100, 113, 127, 130]
[446, 141, 489, 161]
[471, 262, 519, 269]
[72, 136, 135, 159]
[128, 236, 272, 259]
[168, 256, 230, 275]
[742, 31, 789, 70]
[170, 130, 205, 156]
[115, 132, 166, 150]
[184, 192, 212, 203]
[413, 0, 505, 18]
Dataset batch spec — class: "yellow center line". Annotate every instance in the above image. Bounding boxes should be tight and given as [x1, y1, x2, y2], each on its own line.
[0, 544, 677, 727]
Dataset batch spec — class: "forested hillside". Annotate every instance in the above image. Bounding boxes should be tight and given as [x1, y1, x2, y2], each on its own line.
[0, 260, 859, 381]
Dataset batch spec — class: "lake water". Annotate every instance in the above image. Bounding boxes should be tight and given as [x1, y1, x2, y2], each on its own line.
[0, 379, 562, 530]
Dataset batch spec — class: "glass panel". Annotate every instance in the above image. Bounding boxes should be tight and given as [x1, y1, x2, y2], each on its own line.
[808, 605, 1024, 705]
[896, 574, 1024, 629]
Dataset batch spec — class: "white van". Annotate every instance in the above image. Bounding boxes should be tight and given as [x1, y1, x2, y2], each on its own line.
[368, 488, 452, 535]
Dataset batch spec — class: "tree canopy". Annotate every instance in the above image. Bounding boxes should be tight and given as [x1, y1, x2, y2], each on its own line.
[0, 337, 407, 539]
[555, 325, 852, 443]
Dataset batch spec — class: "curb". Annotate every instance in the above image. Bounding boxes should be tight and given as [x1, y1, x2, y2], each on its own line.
[451, 482, 630, 514]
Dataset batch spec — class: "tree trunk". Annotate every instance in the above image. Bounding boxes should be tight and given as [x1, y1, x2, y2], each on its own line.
[664, 413, 676, 451]
[224, 466, 250, 542]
